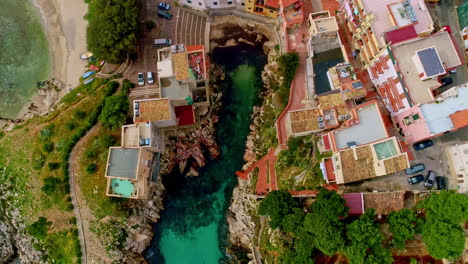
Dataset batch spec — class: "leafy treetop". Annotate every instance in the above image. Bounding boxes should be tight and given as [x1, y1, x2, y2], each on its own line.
[258, 190, 298, 229]
[417, 190, 468, 225]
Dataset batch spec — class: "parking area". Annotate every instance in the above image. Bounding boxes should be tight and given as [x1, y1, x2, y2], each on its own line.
[125, 0, 208, 92]
[342, 127, 468, 193]
[174, 9, 208, 46]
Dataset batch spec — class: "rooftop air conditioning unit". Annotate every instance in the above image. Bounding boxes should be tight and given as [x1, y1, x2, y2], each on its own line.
[318, 122, 325, 129]
[318, 116, 324, 122]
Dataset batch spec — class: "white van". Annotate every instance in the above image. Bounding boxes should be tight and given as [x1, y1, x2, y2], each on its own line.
[147, 72, 154, 84]
[154, 38, 172, 47]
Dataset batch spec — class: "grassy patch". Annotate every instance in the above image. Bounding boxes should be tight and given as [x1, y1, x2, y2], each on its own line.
[253, 98, 281, 158]
[0, 78, 110, 263]
[77, 126, 128, 220]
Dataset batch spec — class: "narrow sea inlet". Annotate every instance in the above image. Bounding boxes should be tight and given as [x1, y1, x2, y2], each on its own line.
[146, 44, 267, 263]
[0, 0, 50, 118]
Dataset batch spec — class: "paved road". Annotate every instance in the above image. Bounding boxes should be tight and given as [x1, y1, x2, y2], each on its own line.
[174, 9, 207, 45]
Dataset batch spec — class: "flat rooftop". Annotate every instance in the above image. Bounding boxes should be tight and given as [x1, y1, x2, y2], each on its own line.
[392, 31, 462, 104]
[333, 102, 387, 150]
[361, 0, 433, 48]
[134, 98, 171, 123]
[160, 77, 190, 99]
[106, 148, 139, 179]
[187, 49, 206, 81]
[420, 85, 468, 134]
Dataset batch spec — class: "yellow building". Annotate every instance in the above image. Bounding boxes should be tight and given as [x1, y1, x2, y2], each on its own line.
[245, 0, 278, 18]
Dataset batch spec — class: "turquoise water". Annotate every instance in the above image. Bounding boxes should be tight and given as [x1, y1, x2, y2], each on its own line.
[0, 0, 51, 118]
[147, 44, 266, 263]
[110, 179, 135, 197]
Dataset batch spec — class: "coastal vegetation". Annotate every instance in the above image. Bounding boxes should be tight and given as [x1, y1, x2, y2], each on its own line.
[0, 78, 113, 263]
[257, 189, 468, 263]
[276, 136, 327, 190]
[86, 0, 139, 63]
[273, 52, 300, 106]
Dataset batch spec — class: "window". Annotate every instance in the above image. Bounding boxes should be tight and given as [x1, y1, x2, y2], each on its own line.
[412, 114, 420, 120]
[228, 0, 233, 4]
[213, 1, 218, 4]
[270, 10, 273, 12]
[199, 2, 202, 5]
[187, 0, 192, 3]
[241, 2, 245, 5]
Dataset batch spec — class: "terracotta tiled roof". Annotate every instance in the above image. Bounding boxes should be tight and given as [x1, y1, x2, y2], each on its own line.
[318, 91, 345, 109]
[289, 108, 322, 133]
[135, 99, 171, 122]
[280, 0, 298, 7]
[173, 52, 189, 81]
[340, 147, 376, 183]
[450, 109, 468, 129]
[266, 0, 279, 8]
[383, 154, 409, 175]
[363, 191, 405, 215]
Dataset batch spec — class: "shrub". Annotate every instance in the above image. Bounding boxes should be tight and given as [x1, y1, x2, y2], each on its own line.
[48, 162, 61, 170]
[43, 142, 54, 153]
[93, 134, 116, 149]
[66, 122, 77, 131]
[145, 20, 156, 31]
[67, 203, 75, 211]
[174, 0, 180, 6]
[74, 110, 87, 120]
[32, 153, 46, 170]
[41, 177, 62, 195]
[99, 94, 129, 130]
[121, 79, 134, 94]
[104, 81, 119, 96]
[27, 217, 51, 240]
[86, 164, 97, 174]
[85, 148, 98, 158]
[39, 124, 55, 142]
[0, 131, 5, 139]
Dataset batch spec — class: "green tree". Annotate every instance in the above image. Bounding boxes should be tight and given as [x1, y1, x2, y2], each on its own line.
[345, 209, 393, 264]
[41, 177, 62, 196]
[276, 52, 300, 105]
[258, 190, 298, 229]
[303, 189, 348, 256]
[422, 219, 465, 260]
[27, 217, 52, 239]
[99, 94, 129, 131]
[282, 208, 306, 235]
[281, 232, 315, 264]
[388, 209, 417, 249]
[86, 0, 139, 63]
[418, 190, 468, 225]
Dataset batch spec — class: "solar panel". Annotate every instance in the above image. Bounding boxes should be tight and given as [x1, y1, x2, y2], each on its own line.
[352, 81, 363, 89]
[417, 47, 445, 77]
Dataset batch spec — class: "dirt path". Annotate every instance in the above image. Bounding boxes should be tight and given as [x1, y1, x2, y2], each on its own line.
[69, 123, 112, 263]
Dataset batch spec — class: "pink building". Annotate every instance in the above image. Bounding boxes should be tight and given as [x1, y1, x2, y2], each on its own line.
[395, 84, 468, 144]
[279, 0, 304, 29]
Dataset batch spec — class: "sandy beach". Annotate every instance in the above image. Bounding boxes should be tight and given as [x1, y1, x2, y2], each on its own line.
[17, 0, 88, 119]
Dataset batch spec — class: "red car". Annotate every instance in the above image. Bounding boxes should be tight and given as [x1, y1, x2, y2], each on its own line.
[443, 26, 451, 34]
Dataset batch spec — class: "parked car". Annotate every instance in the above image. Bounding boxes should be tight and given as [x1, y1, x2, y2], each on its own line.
[154, 38, 172, 47]
[440, 77, 453, 87]
[443, 25, 451, 34]
[405, 163, 425, 175]
[157, 10, 172, 19]
[137, 72, 145, 86]
[413, 139, 433, 151]
[408, 174, 425, 185]
[147, 72, 154, 84]
[158, 2, 170, 10]
[436, 176, 447, 190]
[424, 171, 436, 188]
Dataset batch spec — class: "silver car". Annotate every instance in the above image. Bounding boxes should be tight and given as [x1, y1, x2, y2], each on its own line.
[137, 72, 145, 86]
[424, 171, 436, 188]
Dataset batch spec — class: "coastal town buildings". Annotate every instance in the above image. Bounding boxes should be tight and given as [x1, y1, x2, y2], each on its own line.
[278, 0, 304, 28]
[445, 143, 468, 193]
[182, 0, 245, 11]
[338, 0, 434, 67]
[105, 147, 157, 199]
[245, 0, 279, 18]
[394, 84, 468, 144]
[343, 191, 406, 215]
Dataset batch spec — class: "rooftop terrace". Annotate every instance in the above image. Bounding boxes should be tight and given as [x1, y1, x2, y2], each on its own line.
[392, 31, 462, 104]
[106, 148, 139, 179]
[361, 0, 433, 48]
[332, 102, 388, 150]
